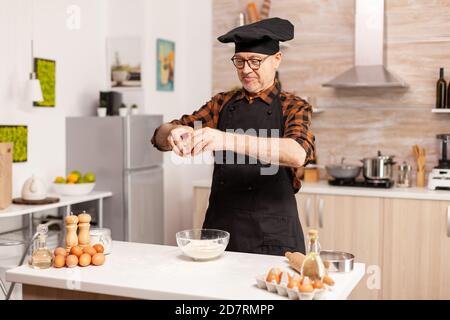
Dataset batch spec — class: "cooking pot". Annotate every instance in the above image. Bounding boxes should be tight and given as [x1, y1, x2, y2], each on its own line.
[326, 158, 362, 180]
[361, 151, 396, 181]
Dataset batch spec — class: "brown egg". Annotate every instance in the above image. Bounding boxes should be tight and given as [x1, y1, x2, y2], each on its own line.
[313, 280, 325, 289]
[79, 253, 91, 267]
[298, 283, 314, 293]
[83, 246, 97, 257]
[265, 268, 282, 283]
[323, 275, 335, 286]
[93, 244, 104, 254]
[91, 253, 105, 266]
[53, 255, 66, 268]
[54, 247, 67, 257]
[70, 246, 83, 258]
[287, 276, 300, 289]
[66, 255, 78, 268]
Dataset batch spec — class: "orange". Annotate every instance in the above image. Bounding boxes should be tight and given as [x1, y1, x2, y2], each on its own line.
[67, 173, 78, 183]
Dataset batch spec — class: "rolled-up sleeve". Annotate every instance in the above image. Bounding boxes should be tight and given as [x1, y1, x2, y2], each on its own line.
[283, 99, 316, 167]
[169, 98, 217, 129]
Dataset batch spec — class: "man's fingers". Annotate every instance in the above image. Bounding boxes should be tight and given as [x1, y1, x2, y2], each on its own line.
[168, 136, 183, 157]
[192, 128, 206, 140]
[192, 139, 209, 156]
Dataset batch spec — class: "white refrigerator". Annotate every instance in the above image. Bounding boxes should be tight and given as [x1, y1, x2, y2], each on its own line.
[66, 115, 164, 244]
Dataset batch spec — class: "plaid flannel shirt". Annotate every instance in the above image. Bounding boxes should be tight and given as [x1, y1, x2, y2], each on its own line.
[151, 82, 316, 192]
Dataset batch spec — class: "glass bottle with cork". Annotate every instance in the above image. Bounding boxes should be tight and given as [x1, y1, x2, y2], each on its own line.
[30, 224, 52, 269]
[301, 229, 326, 281]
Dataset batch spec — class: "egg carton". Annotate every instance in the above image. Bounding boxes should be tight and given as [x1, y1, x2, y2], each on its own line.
[255, 274, 329, 300]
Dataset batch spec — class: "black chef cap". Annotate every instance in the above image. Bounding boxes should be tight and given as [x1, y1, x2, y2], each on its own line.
[218, 17, 294, 55]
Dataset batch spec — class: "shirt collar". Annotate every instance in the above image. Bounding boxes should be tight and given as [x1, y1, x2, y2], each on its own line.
[235, 79, 280, 105]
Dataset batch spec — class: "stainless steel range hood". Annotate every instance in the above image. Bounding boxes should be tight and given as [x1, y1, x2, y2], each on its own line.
[323, 0, 408, 89]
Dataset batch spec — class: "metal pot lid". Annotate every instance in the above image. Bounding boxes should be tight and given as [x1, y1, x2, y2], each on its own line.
[362, 151, 395, 161]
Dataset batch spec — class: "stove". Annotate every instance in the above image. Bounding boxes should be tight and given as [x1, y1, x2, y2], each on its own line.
[328, 178, 394, 189]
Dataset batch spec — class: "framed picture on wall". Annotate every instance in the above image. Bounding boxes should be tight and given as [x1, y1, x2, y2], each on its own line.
[34, 58, 56, 107]
[108, 37, 142, 88]
[156, 39, 175, 91]
[0, 125, 28, 162]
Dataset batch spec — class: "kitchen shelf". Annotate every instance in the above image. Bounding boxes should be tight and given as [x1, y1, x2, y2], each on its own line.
[432, 109, 450, 113]
[312, 108, 324, 114]
[109, 86, 143, 92]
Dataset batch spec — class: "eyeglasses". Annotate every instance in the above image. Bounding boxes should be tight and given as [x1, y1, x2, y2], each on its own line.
[231, 55, 271, 70]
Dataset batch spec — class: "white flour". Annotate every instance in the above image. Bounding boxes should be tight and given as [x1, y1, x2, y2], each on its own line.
[182, 240, 226, 260]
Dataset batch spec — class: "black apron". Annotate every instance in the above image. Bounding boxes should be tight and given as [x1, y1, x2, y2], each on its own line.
[202, 92, 306, 256]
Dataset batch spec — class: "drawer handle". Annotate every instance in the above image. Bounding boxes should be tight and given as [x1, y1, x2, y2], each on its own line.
[305, 197, 312, 228]
[318, 198, 324, 228]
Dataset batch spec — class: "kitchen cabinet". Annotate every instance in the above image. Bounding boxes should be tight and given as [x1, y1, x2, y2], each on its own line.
[192, 184, 450, 300]
[296, 194, 383, 300]
[382, 199, 450, 299]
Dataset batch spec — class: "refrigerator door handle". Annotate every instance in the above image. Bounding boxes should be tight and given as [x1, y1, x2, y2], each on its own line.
[124, 174, 131, 242]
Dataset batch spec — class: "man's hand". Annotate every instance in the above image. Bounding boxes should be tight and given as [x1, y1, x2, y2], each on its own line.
[167, 126, 194, 157]
[192, 127, 228, 156]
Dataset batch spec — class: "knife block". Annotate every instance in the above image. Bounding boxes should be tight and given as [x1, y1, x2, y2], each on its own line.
[0, 143, 13, 209]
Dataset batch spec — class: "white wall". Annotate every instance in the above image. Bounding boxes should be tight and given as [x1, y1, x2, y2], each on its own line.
[109, 0, 213, 245]
[0, 0, 108, 299]
[1, 0, 213, 246]
[0, 0, 108, 198]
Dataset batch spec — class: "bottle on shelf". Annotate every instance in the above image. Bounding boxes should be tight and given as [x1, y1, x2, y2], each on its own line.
[447, 74, 450, 109]
[31, 224, 52, 269]
[436, 68, 447, 109]
[301, 229, 326, 281]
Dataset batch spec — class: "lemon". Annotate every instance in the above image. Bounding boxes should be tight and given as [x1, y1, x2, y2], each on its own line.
[84, 172, 96, 183]
[54, 176, 66, 184]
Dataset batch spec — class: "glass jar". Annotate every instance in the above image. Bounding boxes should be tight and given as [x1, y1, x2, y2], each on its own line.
[301, 229, 326, 281]
[31, 224, 52, 269]
[397, 161, 412, 188]
[90, 228, 112, 255]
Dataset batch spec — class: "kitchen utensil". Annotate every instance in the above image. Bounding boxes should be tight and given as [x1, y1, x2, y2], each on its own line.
[176, 229, 229, 261]
[436, 134, 450, 169]
[361, 151, 396, 181]
[12, 197, 59, 205]
[326, 158, 362, 180]
[0, 143, 13, 209]
[320, 250, 354, 273]
[428, 134, 450, 190]
[65, 214, 79, 252]
[412, 144, 427, 172]
[21, 175, 47, 201]
[78, 212, 91, 249]
[52, 182, 95, 196]
[245, 2, 260, 23]
[304, 165, 320, 183]
[397, 161, 412, 188]
[90, 227, 112, 254]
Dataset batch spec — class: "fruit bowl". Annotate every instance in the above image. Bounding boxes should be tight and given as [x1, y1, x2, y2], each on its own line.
[52, 183, 95, 196]
[176, 229, 229, 261]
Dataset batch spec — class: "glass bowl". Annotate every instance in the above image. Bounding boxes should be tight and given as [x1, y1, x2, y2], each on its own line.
[176, 229, 230, 261]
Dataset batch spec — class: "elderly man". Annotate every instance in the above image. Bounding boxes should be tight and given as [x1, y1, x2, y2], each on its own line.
[152, 17, 315, 256]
